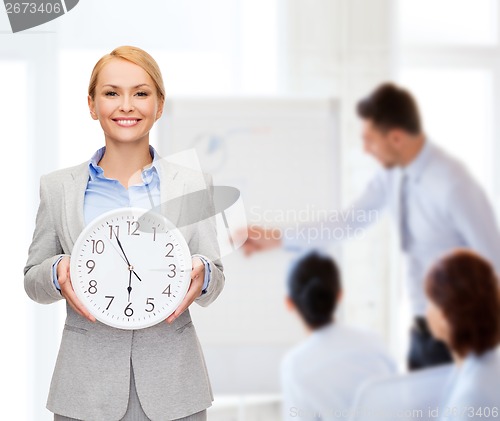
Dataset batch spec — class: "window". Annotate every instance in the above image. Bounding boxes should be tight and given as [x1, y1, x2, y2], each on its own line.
[0, 60, 29, 420]
[399, 68, 493, 193]
[397, 0, 499, 203]
[398, 0, 498, 46]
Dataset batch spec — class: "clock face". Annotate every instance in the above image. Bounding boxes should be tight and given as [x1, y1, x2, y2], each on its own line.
[70, 207, 192, 330]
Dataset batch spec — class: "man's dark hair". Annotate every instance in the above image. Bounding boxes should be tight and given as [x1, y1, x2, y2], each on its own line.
[357, 83, 422, 134]
[287, 251, 341, 329]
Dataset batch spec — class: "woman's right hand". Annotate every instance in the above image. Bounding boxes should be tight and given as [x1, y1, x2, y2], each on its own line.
[57, 256, 96, 322]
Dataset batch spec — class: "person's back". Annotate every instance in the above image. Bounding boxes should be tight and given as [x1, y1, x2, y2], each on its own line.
[442, 348, 500, 416]
[281, 323, 396, 420]
[424, 249, 500, 421]
[280, 251, 396, 421]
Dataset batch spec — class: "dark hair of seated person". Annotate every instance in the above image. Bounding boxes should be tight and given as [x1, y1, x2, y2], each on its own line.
[425, 249, 500, 358]
[287, 251, 341, 330]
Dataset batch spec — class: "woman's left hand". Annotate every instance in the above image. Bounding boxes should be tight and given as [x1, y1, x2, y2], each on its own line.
[165, 256, 205, 324]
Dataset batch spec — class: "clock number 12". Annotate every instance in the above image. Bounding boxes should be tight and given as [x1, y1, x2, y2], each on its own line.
[127, 221, 140, 236]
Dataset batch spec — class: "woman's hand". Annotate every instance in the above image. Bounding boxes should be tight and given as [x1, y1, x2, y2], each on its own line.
[165, 257, 205, 324]
[57, 256, 96, 322]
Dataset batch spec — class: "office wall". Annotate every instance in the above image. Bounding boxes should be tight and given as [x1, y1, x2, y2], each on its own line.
[160, 97, 340, 392]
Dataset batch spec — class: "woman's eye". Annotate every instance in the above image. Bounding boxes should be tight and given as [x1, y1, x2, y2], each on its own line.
[105, 91, 117, 96]
[136, 91, 148, 97]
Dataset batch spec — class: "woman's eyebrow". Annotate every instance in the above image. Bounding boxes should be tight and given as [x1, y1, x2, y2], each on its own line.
[102, 84, 151, 89]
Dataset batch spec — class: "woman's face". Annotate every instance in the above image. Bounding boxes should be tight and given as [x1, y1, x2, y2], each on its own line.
[426, 299, 451, 345]
[88, 58, 163, 146]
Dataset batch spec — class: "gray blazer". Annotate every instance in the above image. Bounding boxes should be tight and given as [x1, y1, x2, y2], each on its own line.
[24, 158, 225, 421]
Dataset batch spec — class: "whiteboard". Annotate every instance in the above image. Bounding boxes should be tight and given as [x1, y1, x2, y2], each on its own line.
[156, 97, 340, 393]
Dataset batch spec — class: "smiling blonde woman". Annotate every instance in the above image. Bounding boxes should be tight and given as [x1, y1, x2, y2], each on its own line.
[24, 46, 224, 421]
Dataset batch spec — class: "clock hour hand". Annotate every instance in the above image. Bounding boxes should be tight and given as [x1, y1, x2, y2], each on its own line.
[127, 269, 132, 302]
[132, 270, 143, 282]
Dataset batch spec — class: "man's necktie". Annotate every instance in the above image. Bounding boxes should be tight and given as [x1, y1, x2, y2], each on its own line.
[400, 173, 410, 251]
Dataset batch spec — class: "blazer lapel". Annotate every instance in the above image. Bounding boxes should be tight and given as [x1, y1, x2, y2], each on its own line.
[156, 158, 211, 229]
[63, 162, 88, 248]
[157, 159, 186, 228]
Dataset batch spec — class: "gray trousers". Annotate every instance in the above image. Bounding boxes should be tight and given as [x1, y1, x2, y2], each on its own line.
[53, 363, 208, 421]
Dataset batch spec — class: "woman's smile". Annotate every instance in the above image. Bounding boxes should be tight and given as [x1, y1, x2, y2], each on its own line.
[112, 118, 142, 127]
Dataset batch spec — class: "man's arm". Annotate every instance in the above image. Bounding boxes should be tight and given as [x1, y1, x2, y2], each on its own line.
[449, 176, 500, 275]
[243, 169, 390, 254]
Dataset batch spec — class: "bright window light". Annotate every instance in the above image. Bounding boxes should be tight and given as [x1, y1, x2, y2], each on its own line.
[398, 0, 498, 46]
[399, 68, 494, 195]
[0, 60, 29, 420]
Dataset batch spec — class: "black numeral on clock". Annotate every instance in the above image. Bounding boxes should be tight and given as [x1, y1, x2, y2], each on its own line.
[145, 298, 155, 312]
[124, 303, 134, 317]
[162, 284, 172, 297]
[165, 243, 174, 257]
[86, 260, 95, 274]
[88, 280, 97, 294]
[163, 284, 171, 297]
[91, 240, 105, 254]
[109, 225, 120, 239]
[105, 296, 115, 310]
[127, 221, 140, 236]
[168, 264, 176, 278]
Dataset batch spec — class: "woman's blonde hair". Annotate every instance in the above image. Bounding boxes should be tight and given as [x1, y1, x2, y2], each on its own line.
[88, 46, 165, 102]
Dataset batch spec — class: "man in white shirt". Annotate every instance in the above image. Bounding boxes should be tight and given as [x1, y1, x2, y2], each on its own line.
[281, 251, 396, 421]
[243, 83, 500, 369]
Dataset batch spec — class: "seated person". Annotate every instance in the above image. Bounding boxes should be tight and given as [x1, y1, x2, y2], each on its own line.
[425, 249, 500, 421]
[281, 251, 397, 421]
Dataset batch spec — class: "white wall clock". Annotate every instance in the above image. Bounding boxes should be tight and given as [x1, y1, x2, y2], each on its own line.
[70, 207, 192, 329]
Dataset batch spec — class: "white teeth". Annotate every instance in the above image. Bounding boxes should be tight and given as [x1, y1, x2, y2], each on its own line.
[115, 119, 138, 126]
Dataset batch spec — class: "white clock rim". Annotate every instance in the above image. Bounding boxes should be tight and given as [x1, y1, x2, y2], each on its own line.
[70, 207, 192, 330]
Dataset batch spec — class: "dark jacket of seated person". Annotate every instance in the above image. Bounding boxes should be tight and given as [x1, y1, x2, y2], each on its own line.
[281, 251, 396, 421]
[425, 249, 500, 421]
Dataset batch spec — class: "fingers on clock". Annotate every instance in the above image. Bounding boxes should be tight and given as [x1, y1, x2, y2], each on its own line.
[166, 289, 194, 324]
[166, 278, 201, 324]
[166, 258, 203, 324]
[62, 282, 96, 323]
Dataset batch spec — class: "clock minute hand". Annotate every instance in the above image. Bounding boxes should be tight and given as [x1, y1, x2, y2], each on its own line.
[112, 232, 143, 284]
[112, 233, 138, 294]
[114, 233, 131, 267]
